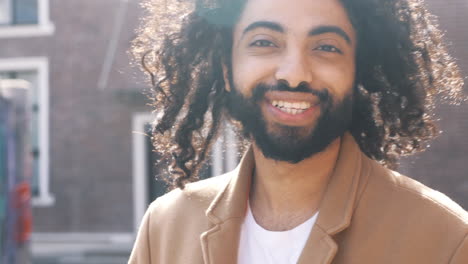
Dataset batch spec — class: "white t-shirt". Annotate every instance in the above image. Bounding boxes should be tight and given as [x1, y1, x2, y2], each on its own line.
[237, 204, 319, 264]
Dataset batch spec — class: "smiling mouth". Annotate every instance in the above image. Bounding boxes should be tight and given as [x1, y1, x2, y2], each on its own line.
[271, 100, 314, 115]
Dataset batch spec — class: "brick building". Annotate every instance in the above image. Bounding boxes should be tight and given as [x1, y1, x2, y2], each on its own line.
[1, 0, 154, 261]
[0, 0, 466, 261]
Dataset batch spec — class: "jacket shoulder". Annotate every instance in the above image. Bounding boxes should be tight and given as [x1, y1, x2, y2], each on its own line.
[129, 174, 231, 263]
[385, 168, 468, 225]
[147, 172, 232, 219]
[350, 160, 468, 262]
[362, 160, 468, 233]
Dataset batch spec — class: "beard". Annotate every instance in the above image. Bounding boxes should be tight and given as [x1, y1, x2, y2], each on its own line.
[226, 81, 353, 163]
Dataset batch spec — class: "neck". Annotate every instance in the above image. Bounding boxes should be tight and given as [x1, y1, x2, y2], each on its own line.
[249, 137, 341, 231]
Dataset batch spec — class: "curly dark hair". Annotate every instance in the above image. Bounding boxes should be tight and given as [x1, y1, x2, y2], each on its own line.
[132, 0, 464, 189]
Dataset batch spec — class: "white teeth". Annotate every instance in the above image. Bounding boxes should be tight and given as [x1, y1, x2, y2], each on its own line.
[271, 100, 312, 114]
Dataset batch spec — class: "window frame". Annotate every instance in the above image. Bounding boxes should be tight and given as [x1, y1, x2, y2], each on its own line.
[131, 113, 239, 232]
[0, 57, 54, 207]
[0, 0, 54, 38]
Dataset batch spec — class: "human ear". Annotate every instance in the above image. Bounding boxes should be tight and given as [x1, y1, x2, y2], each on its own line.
[222, 63, 231, 92]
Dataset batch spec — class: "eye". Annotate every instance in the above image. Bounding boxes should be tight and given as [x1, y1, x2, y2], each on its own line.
[250, 39, 276, 47]
[315, 44, 342, 54]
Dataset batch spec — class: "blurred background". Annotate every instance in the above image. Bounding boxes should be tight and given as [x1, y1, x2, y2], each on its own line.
[0, 0, 467, 263]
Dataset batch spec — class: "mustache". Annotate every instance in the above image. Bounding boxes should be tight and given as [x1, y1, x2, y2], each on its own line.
[252, 81, 330, 102]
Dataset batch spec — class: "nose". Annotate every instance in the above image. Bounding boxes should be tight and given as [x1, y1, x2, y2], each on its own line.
[275, 49, 313, 88]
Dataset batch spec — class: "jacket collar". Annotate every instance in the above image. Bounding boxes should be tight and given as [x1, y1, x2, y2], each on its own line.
[200, 147, 255, 264]
[298, 132, 365, 263]
[315, 132, 364, 234]
[205, 146, 255, 224]
[201, 132, 367, 264]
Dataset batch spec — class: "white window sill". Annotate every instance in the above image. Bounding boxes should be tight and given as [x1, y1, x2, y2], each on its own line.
[32, 193, 56, 207]
[0, 23, 55, 38]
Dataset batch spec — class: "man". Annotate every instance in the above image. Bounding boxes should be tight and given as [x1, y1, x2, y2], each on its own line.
[129, 0, 468, 262]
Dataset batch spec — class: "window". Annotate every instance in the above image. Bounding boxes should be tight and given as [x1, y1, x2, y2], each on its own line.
[0, 0, 38, 25]
[0, 0, 53, 38]
[0, 57, 53, 206]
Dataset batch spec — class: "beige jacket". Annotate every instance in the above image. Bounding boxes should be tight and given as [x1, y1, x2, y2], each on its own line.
[129, 133, 468, 263]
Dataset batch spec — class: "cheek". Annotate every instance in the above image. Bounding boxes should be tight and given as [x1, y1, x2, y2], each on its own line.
[311, 58, 355, 96]
[232, 54, 277, 96]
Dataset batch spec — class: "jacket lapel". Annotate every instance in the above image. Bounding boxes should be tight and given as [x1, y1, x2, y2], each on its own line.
[297, 226, 338, 264]
[200, 148, 254, 264]
[298, 133, 366, 264]
[200, 218, 244, 264]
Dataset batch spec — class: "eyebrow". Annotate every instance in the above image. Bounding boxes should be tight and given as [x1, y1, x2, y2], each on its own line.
[242, 21, 352, 45]
[309, 25, 352, 45]
[242, 21, 284, 35]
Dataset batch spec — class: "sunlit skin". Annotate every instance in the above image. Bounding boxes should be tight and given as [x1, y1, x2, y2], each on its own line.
[224, 0, 357, 230]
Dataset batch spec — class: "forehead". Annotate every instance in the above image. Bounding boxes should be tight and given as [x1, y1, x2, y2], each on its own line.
[234, 0, 355, 38]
